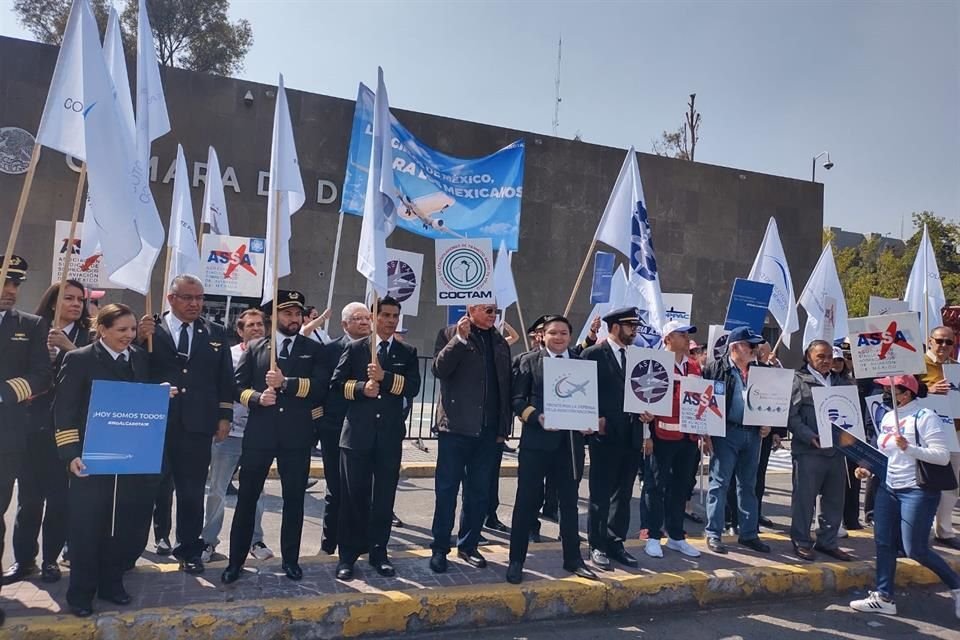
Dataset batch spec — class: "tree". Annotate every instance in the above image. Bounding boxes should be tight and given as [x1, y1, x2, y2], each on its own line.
[13, 0, 253, 76]
[652, 93, 702, 161]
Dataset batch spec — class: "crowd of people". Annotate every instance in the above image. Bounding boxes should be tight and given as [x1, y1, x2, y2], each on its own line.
[0, 253, 958, 624]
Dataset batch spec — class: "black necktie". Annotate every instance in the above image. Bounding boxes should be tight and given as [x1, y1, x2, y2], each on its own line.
[378, 340, 389, 367]
[280, 337, 292, 359]
[619, 347, 626, 371]
[177, 322, 190, 358]
[116, 352, 132, 380]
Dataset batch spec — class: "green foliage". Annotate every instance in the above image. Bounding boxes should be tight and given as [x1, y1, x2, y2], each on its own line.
[13, 0, 111, 44]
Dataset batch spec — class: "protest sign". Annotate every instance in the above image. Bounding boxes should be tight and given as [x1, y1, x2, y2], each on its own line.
[832, 425, 887, 483]
[865, 393, 888, 430]
[848, 312, 926, 379]
[590, 251, 615, 304]
[679, 377, 726, 437]
[742, 366, 794, 427]
[943, 364, 960, 418]
[200, 234, 265, 298]
[868, 296, 909, 316]
[812, 385, 865, 448]
[724, 279, 773, 333]
[542, 357, 598, 431]
[707, 325, 730, 364]
[435, 238, 494, 306]
[919, 395, 960, 453]
[386, 248, 423, 316]
[623, 347, 675, 416]
[50, 220, 117, 289]
[662, 293, 693, 324]
[81, 380, 169, 475]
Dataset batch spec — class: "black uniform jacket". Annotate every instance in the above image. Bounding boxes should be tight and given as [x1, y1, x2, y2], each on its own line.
[0, 309, 52, 454]
[235, 334, 328, 451]
[332, 335, 421, 452]
[317, 334, 353, 433]
[144, 313, 234, 434]
[580, 340, 644, 449]
[53, 341, 150, 461]
[28, 323, 92, 432]
[511, 348, 587, 453]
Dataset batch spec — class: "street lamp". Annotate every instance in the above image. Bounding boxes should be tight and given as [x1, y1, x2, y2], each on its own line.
[812, 151, 834, 182]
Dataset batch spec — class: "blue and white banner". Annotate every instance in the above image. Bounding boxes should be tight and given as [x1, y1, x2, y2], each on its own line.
[590, 252, 616, 304]
[342, 84, 525, 250]
[81, 380, 169, 475]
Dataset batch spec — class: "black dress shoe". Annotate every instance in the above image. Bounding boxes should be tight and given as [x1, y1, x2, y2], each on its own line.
[320, 539, 337, 555]
[429, 551, 448, 574]
[844, 521, 864, 531]
[2, 561, 37, 585]
[370, 558, 396, 577]
[282, 562, 303, 581]
[98, 590, 131, 606]
[180, 558, 205, 575]
[40, 561, 61, 583]
[70, 604, 94, 618]
[758, 515, 775, 528]
[306, 478, 319, 490]
[485, 518, 511, 533]
[684, 511, 705, 524]
[505, 561, 523, 584]
[529, 531, 542, 543]
[541, 510, 559, 523]
[793, 545, 816, 561]
[477, 535, 491, 546]
[706, 537, 728, 554]
[391, 513, 404, 528]
[608, 548, 639, 568]
[564, 561, 598, 580]
[935, 536, 960, 551]
[336, 562, 354, 580]
[738, 537, 771, 553]
[457, 548, 487, 569]
[814, 544, 853, 561]
[220, 565, 242, 584]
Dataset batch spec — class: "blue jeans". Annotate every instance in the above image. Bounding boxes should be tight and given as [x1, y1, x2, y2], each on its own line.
[706, 424, 761, 540]
[202, 437, 265, 548]
[874, 484, 960, 599]
[430, 431, 500, 554]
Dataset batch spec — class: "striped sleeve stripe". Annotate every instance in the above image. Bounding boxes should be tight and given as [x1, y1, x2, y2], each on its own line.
[296, 378, 310, 398]
[6, 377, 31, 402]
[344, 380, 357, 401]
[390, 374, 404, 395]
[55, 429, 80, 446]
[521, 406, 536, 422]
[219, 402, 232, 410]
[239, 389, 255, 407]
[311, 407, 324, 420]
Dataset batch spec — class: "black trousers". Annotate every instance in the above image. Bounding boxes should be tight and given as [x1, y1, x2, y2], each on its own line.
[588, 441, 641, 551]
[160, 428, 213, 560]
[509, 440, 582, 568]
[12, 429, 69, 565]
[229, 447, 310, 567]
[487, 441, 505, 521]
[67, 474, 156, 607]
[317, 428, 342, 552]
[338, 436, 402, 565]
[642, 437, 699, 541]
[843, 456, 862, 527]
[152, 468, 174, 541]
[0, 454, 22, 587]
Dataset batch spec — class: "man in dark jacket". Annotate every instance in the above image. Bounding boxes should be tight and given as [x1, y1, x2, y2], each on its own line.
[428, 304, 512, 573]
[787, 339, 854, 562]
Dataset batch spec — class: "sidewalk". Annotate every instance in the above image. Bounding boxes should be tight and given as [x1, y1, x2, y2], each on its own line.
[2, 462, 957, 639]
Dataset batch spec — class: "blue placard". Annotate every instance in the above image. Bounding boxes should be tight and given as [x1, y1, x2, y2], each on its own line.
[341, 84, 525, 250]
[589, 252, 616, 304]
[447, 305, 467, 326]
[723, 278, 774, 333]
[832, 424, 887, 483]
[81, 380, 169, 475]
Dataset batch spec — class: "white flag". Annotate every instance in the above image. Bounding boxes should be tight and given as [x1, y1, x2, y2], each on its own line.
[357, 67, 400, 298]
[79, 5, 136, 263]
[167, 144, 201, 280]
[262, 74, 306, 305]
[201, 146, 230, 235]
[135, 0, 170, 165]
[905, 223, 946, 339]
[799, 243, 849, 347]
[493, 239, 518, 311]
[747, 217, 799, 348]
[592, 148, 637, 259]
[578, 265, 628, 344]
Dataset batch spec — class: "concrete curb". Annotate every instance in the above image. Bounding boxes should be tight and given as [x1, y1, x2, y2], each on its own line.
[4, 557, 956, 639]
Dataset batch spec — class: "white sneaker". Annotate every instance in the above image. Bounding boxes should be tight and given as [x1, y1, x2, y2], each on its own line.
[249, 541, 274, 561]
[644, 539, 664, 558]
[952, 588, 960, 620]
[201, 543, 214, 564]
[837, 526, 849, 539]
[850, 591, 897, 615]
[666, 538, 702, 558]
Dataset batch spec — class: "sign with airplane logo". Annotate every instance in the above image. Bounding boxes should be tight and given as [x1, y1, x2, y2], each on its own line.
[679, 377, 726, 437]
[623, 346, 676, 417]
[848, 312, 925, 378]
[200, 233, 265, 298]
[542, 357, 599, 431]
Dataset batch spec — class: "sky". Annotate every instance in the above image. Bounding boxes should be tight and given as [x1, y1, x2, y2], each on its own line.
[1, 0, 958, 237]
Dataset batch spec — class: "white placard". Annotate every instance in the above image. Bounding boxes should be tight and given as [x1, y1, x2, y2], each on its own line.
[868, 296, 910, 317]
[385, 248, 423, 316]
[200, 234, 266, 298]
[742, 366, 794, 427]
[820, 295, 837, 341]
[942, 364, 960, 419]
[848, 312, 926, 378]
[662, 293, 693, 324]
[919, 395, 960, 453]
[811, 385, 865, 448]
[50, 220, 119, 289]
[434, 238, 494, 306]
[865, 393, 889, 430]
[542, 357, 599, 431]
[623, 346, 676, 417]
[679, 376, 726, 437]
[707, 324, 730, 364]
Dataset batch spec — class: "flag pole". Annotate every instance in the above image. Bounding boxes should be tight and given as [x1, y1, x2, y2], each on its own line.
[145, 292, 153, 352]
[269, 192, 281, 373]
[514, 302, 530, 351]
[53, 164, 87, 329]
[324, 211, 345, 330]
[369, 291, 379, 364]
[563, 239, 597, 317]
[224, 295, 232, 329]
[0, 145, 42, 284]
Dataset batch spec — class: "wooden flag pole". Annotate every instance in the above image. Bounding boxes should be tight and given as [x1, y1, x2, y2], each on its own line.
[145, 293, 154, 352]
[369, 291, 379, 364]
[514, 301, 530, 351]
[0, 144, 42, 284]
[53, 163, 87, 329]
[269, 193, 281, 373]
[324, 211, 346, 331]
[563, 239, 597, 318]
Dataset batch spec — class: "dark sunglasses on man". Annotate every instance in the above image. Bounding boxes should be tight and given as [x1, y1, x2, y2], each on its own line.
[933, 338, 956, 347]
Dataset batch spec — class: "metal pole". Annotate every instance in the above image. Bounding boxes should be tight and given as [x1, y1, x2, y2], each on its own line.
[324, 211, 345, 330]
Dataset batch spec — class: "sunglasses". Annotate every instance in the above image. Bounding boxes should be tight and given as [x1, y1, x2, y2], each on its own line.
[933, 338, 955, 346]
[480, 307, 497, 314]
